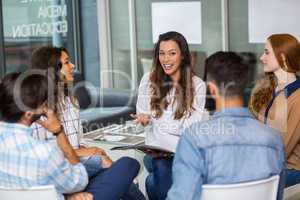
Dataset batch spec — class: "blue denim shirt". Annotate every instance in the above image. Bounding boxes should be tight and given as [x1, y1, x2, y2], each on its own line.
[167, 107, 285, 200]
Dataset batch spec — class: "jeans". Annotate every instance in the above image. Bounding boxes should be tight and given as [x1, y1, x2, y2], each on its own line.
[285, 168, 300, 187]
[81, 155, 103, 178]
[82, 156, 145, 200]
[144, 155, 174, 200]
[123, 182, 146, 200]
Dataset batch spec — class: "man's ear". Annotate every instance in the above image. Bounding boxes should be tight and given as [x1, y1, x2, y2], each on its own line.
[23, 111, 34, 121]
[207, 81, 219, 97]
[18, 111, 34, 125]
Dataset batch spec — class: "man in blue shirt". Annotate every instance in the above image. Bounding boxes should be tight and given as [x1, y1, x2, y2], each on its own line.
[0, 71, 139, 200]
[0, 72, 91, 200]
[167, 52, 285, 200]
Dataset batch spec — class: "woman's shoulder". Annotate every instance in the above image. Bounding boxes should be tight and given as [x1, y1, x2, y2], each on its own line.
[140, 72, 151, 84]
[288, 88, 300, 105]
[192, 75, 205, 86]
[140, 72, 151, 85]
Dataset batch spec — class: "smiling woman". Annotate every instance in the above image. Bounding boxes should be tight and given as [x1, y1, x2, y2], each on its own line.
[60, 50, 75, 82]
[158, 40, 182, 81]
[133, 31, 207, 200]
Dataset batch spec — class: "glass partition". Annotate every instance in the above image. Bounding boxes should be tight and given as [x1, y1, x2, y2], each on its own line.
[2, 0, 77, 74]
[228, 0, 264, 82]
[109, 0, 132, 89]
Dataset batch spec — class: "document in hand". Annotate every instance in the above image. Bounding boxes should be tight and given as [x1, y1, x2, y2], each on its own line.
[110, 143, 174, 155]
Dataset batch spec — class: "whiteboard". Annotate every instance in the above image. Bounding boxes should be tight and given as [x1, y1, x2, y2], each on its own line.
[248, 0, 300, 43]
[151, 2, 202, 44]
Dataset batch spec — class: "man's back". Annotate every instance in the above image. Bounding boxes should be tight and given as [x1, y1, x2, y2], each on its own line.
[0, 122, 88, 200]
[167, 107, 285, 200]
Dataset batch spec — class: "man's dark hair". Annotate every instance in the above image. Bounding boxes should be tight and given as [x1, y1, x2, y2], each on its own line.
[205, 51, 249, 97]
[0, 71, 48, 123]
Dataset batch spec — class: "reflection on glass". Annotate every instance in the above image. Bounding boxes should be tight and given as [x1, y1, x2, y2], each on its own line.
[2, 0, 74, 74]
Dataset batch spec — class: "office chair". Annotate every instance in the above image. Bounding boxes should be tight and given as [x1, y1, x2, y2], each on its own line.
[284, 183, 300, 200]
[201, 175, 279, 200]
[0, 185, 58, 200]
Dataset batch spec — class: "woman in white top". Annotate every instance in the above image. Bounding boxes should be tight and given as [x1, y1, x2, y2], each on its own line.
[30, 46, 145, 200]
[132, 31, 206, 200]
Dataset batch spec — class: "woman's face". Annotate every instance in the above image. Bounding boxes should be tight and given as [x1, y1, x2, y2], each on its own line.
[60, 51, 75, 82]
[159, 40, 182, 80]
[260, 40, 280, 73]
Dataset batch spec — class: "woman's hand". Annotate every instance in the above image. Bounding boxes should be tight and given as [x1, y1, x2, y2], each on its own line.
[87, 147, 107, 156]
[75, 147, 113, 168]
[130, 113, 151, 126]
[76, 146, 107, 156]
[100, 154, 113, 168]
[66, 192, 93, 200]
[88, 147, 113, 168]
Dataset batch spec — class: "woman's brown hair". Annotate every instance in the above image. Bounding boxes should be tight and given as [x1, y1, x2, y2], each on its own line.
[150, 31, 195, 120]
[249, 34, 300, 116]
[31, 46, 78, 112]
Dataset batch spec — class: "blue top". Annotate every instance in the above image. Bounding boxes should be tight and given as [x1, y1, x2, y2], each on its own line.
[167, 107, 285, 200]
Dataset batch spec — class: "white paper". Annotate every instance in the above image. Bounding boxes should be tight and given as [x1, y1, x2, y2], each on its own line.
[249, 0, 300, 43]
[151, 2, 202, 44]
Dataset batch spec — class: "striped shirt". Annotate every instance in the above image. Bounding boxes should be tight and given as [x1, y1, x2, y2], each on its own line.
[0, 122, 88, 200]
[31, 97, 84, 149]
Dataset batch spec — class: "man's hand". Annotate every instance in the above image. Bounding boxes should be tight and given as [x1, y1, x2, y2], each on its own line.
[130, 113, 151, 126]
[66, 192, 93, 200]
[36, 108, 62, 135]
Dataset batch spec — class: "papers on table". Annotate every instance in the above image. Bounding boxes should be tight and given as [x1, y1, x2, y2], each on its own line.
[83, 123, 145, 145]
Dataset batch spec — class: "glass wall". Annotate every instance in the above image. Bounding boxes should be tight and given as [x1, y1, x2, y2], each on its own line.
[109, 0, 132, 89]
[80, 0, 101, 87]
[108, 0, 223, 89]
[136, 0, 222, 81]
[228, 0, 264, 84]
[1, 0, 77, 74]
[1, 0, 284, 88]
[106, 0, 270, 90]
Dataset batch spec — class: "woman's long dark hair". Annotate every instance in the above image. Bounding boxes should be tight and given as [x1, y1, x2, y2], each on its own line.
[31, 46, 77, 112]
[150, 31, 195, 120]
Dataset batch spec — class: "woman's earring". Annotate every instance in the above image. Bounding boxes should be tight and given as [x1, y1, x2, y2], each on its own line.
[281, 54, 289, 71]
[283, 61, 289, 71]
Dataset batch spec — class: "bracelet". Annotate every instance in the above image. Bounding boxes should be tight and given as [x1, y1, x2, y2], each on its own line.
[53, 125, 63, 135]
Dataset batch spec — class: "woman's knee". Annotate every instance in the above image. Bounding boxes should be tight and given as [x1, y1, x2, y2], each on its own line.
[117, 157, 140, 173]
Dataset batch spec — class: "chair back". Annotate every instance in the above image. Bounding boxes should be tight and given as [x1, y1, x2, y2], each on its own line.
[0, 185, 58, 200]
[201, 175, 279, 200]
[284, 183, 300, 200]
